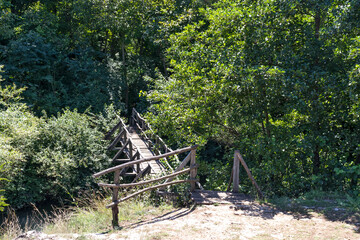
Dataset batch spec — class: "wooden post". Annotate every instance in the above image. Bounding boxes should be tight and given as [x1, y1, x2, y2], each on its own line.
[112, 170, 120, 228]
[136, 152, 140, 173]
[190, 149, 197, 191]
[233, 150, 240, 193]
[129, 141, 133, 160]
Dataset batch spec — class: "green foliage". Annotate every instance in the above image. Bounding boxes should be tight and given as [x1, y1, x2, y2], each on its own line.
[146, 0, 360, 197]
[0, 107, 113, 208]
[0, 70, 117, 207]
[0, 164, 9, 212]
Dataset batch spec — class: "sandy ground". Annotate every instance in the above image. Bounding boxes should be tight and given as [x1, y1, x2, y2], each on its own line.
[17, 203, 359, 240]
[114, 204, 359, 240]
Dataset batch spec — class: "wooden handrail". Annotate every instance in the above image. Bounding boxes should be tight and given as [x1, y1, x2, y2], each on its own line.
[93, 145, 198, 178]
[106, 179, 199, 208]
[98, 166, 197, 188]
[132, 108, 175, 154]
[104, 120, 122, 140]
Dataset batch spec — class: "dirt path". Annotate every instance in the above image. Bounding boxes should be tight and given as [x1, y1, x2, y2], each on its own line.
[17, 203, 359, 240]
[106, 204, 358, 240]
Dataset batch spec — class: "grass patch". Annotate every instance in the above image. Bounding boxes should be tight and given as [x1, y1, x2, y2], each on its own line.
[269, 190, 356, 212]
[0, 193, 174, 240]
[43, 197, 173, 235]
[268, 190, 360, 224]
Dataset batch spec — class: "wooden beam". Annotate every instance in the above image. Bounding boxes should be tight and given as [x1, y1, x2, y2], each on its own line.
[235, 151, 264, 199]
[93, 145, 198, 178]
[104, 120, 122, 140]
[111, 139, 130, 162]
[107, 129, 125, 150]
[131, 164, 151, 183]
[106, 179, 199, 208]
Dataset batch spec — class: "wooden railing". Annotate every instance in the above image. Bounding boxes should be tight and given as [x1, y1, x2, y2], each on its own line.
[93, 145, 199, 227]
[104, 117, 151, 176]
[131, 108, 179, 170]
[227, 150, 264, 199]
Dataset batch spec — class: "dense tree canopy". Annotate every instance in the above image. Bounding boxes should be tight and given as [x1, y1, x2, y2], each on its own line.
[0, 0, 359, 207]
[146, 0, 360, 195]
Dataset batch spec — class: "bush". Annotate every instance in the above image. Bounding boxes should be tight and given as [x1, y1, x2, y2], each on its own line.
[0, 71, 117, 207]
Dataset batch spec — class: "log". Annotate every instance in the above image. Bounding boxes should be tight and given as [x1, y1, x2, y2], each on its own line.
[106, 179, 199, 208]
[93, 145, 198, 178]
[235, 151, 264, 199]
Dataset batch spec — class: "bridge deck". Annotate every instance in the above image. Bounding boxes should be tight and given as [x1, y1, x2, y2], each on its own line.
[191, 190, 254, 205]
[129, 130, 165, 175]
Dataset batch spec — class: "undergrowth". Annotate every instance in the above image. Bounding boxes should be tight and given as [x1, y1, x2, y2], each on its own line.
[0, 191, 174, 240]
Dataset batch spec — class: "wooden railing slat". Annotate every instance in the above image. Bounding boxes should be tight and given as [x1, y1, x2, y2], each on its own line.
[235, 151, 264, 199]
[106, 179, 199, 208]
[111, 139, 130, 162]
[94, 145, 198, 178]
[98, 166, 197, 188]
[163, 151, 191, 184]
[107, 129, 125, 151]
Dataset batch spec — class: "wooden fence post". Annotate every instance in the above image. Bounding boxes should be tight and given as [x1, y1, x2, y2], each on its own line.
[190, 149, 197, 191]
[233, 150, 240, 193]
[129, 141, 133, 160]
[136, 152, 140, 173]
[112, 170, 120, 228]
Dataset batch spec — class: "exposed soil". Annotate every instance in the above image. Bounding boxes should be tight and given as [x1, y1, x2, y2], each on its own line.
[17, 202, 360, 240]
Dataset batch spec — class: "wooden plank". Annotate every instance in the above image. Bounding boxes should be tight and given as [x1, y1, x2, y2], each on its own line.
[191, 190, 254, 205]
[93, 145, 198, 178]
[106, 179, 199, 208]
[235, 152, 264, 199]
[233, 150, 240, 193]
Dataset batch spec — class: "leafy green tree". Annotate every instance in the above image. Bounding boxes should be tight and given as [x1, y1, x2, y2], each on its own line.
[146, 0, 360, 196]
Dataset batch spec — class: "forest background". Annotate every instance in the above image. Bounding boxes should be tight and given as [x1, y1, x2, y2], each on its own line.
[0, 0, 359, 210]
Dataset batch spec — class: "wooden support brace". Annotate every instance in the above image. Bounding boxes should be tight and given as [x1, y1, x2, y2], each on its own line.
[108, 129, 125, 151]
[235, 151, 264, 199]
[111, 139, 130, 162]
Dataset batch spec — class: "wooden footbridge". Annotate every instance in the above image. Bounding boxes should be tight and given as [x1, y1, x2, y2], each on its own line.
[93, 108, 263, 227]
